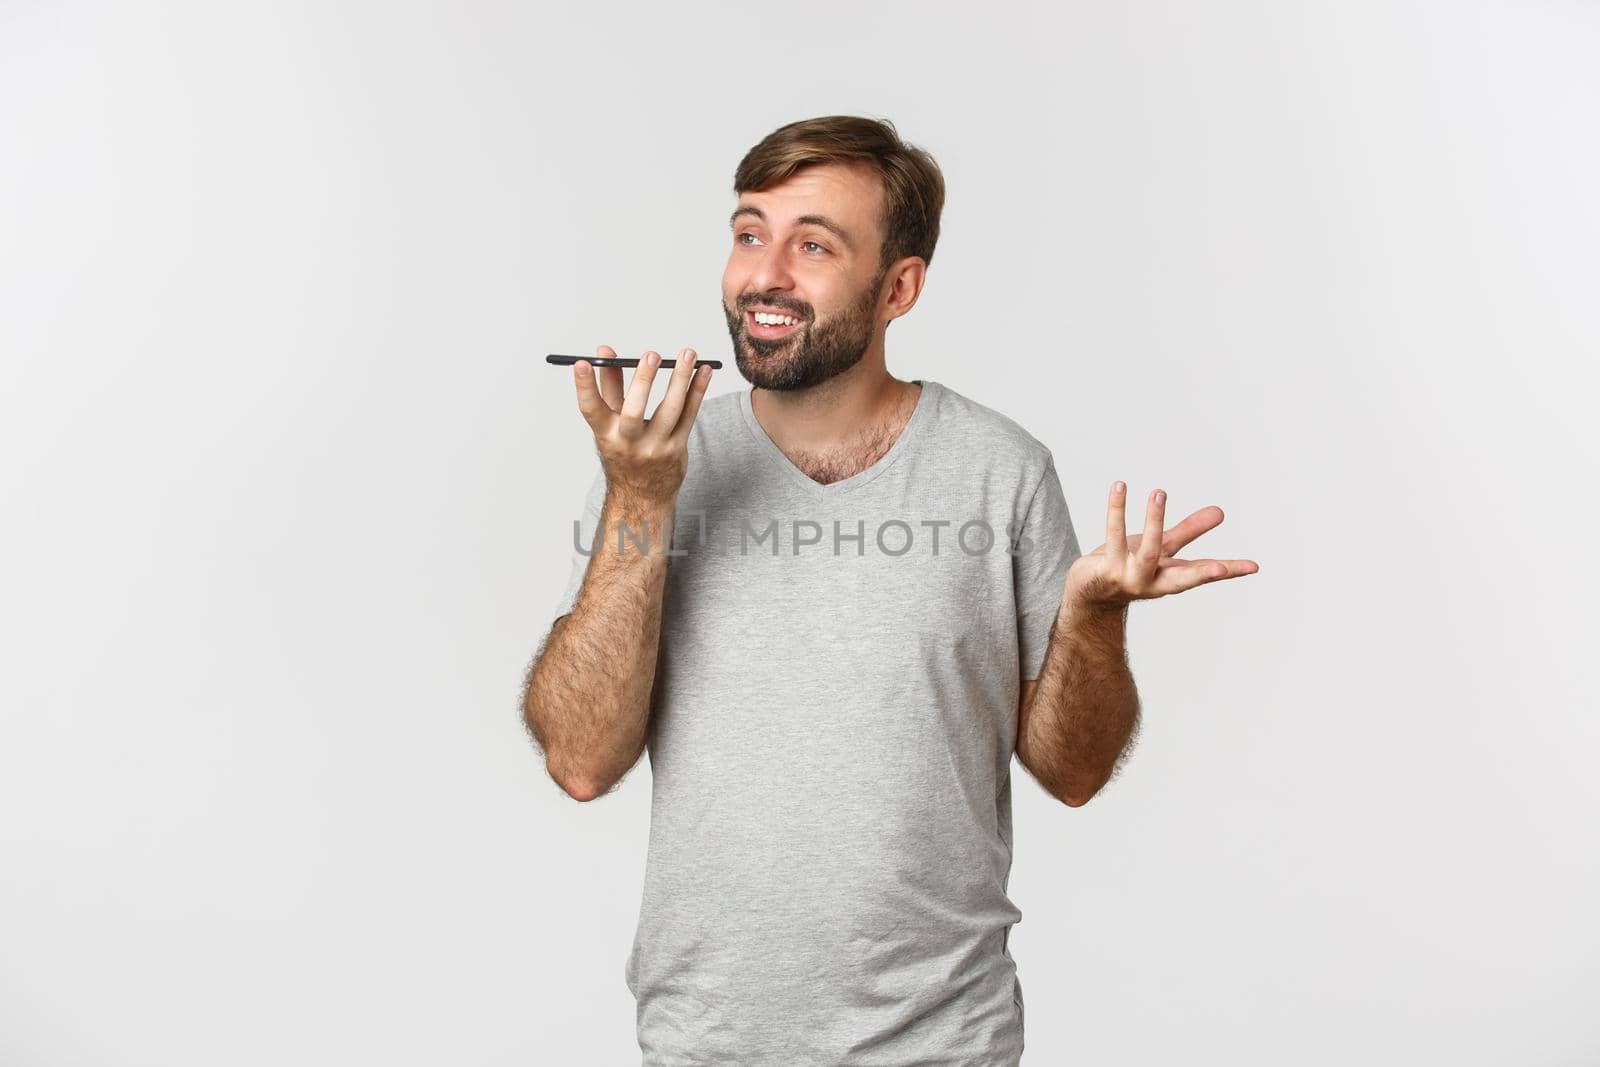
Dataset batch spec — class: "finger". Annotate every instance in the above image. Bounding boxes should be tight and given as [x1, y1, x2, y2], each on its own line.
[594, 345, 624, 413]
[1105, 480, 1128, 560]
[573, 358, 611, 432]
[1161, 506, 1225, 556]
[600, 364, 625, 412]
[1153, 557, 1260, 594]
[619, 350, 662, 436]
[668, 362, 715, 446]
[1126, 505, 1224, 556]
[1139, 488, 1165, 567]
[645, 347, 699, 439]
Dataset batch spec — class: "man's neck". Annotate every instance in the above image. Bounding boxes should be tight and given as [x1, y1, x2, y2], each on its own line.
[751, 358, 918, 453]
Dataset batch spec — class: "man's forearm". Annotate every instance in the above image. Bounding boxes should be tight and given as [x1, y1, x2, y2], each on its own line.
[1019, 597, 1142, 807]
[523, 495, 675, 801]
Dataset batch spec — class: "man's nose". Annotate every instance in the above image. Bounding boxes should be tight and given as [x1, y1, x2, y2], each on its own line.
[747, 241, 795, 293]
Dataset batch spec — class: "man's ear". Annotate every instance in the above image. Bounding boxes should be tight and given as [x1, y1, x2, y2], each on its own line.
[881, 256, 928, 323]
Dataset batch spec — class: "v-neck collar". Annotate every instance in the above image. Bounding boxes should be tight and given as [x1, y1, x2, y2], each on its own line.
[738, 379, 940, 499]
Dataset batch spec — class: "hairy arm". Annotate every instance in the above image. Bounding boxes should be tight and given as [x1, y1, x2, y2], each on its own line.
[521, 495, 675, 802]
[1016, 598, 1142, 807]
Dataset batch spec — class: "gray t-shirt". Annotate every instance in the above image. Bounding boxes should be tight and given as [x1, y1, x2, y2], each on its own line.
[550, 378, 1081, 1065]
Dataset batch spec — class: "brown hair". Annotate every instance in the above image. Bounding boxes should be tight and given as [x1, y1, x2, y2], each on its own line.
[733, 115, 945, 272]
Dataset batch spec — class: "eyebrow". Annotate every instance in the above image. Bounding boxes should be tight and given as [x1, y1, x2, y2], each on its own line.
[729, 205, 855, 251]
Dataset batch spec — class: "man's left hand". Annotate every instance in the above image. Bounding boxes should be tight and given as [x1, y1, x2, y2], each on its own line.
[1065, 480, 1260, 613]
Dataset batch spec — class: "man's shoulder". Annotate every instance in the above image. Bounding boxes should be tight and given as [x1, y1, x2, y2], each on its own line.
[698, 386, 743, 418]
[690, 387, 745, 436]
[925, 379, 1057, 471]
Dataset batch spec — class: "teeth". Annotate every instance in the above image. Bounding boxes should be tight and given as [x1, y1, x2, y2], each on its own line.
[753, 311, 798, 326]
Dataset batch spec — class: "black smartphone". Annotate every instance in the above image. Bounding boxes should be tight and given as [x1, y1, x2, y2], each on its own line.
[547, 353, 723, 370]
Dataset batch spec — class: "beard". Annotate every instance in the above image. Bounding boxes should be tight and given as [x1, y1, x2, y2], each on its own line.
[722, 266, 888, 391]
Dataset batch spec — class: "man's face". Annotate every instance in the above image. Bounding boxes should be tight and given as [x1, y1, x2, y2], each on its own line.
[721, 162, 891, 391]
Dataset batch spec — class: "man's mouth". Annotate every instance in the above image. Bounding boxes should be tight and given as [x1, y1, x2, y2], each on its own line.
[746, 308, 805, 340]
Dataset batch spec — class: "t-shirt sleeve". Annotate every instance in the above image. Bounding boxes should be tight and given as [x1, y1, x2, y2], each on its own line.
[1014, 456, 1082, 681]
[550, 464, 609, 626]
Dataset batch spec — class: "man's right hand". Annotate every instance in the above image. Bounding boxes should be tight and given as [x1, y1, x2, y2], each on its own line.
[573, 344, 713, 513]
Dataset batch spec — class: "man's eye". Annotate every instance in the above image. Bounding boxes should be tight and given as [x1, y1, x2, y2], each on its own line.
[736, 232, 759, 245]
[802, 241, 827, 254]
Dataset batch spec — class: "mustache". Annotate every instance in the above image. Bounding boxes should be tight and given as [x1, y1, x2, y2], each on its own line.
[736, 295, 812, 320]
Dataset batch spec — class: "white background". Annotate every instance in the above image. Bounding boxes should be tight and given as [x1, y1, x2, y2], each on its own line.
[3, 2, 1596, 1064]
